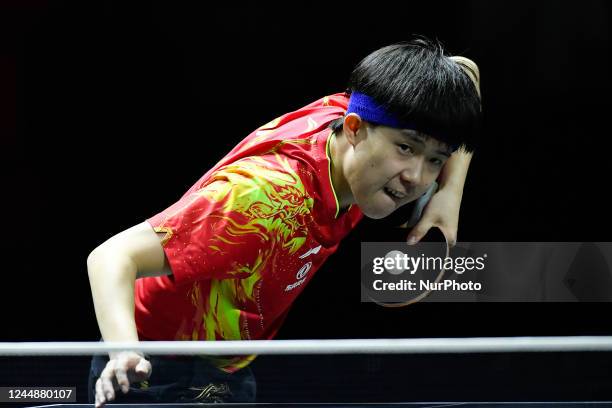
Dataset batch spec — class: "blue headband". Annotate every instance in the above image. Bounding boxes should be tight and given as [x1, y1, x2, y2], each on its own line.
[346, 92, 415, 130]
[345, 92, 458, 151]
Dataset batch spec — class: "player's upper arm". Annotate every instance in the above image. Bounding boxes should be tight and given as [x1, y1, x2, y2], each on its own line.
[87, 221, 172, 279]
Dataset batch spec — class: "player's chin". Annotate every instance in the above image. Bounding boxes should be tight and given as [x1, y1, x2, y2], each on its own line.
[359, 195, 397, 219]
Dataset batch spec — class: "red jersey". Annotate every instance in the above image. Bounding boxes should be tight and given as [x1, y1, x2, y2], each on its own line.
[137, 94, 363, 371]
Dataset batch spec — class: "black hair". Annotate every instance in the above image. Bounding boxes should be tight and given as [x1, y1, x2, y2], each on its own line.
[330, 38, 482, 152]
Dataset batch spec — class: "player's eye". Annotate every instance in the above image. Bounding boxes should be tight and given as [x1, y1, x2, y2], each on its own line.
[397, 144, 413, 154]
[430, 157, 444, 166]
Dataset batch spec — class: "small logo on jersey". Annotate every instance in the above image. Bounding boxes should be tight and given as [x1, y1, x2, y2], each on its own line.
[286, 246, 322, 292]
[285, 262, 312, 292]
[299, 245, 322, 259]
[296, 262, 312, 279]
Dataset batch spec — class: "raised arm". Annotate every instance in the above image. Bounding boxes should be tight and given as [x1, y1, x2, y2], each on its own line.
[405, 148, 472, 246]
[405, 55, 480, 245]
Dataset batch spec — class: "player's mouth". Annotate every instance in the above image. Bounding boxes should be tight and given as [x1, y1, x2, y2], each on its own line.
[383, 186, 407, 200]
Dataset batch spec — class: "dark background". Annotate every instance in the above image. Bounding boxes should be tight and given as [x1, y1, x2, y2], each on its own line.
[1, 0, 612, 404]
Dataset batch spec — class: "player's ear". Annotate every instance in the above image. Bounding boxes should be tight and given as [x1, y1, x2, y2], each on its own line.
[344, 113, 363, 147]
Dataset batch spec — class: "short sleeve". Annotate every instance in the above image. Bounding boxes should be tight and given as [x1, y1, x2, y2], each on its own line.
[147, 158, 313, 284]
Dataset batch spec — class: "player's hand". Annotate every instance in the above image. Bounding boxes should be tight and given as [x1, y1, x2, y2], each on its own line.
[406, 186, 460, 247]
[94, 351, 152, 408]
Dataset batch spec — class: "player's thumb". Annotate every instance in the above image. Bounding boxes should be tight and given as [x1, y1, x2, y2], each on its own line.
[134, 358, 152, 378]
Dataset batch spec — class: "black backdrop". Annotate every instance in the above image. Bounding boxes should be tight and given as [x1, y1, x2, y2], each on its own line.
[1, 0, 612, 403]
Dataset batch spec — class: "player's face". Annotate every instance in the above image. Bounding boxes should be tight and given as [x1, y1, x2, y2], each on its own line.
[345, 124, 452, 219]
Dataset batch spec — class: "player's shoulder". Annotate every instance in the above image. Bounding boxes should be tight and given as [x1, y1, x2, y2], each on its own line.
[217, 154, 306, 188]
[195, 155, 314, 216]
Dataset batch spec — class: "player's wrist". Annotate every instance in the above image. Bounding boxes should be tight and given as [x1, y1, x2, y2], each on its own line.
[108, 349, 145, 360]
[436, 178, 465, 196]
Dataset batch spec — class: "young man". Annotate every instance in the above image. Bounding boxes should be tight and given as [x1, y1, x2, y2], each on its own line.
[88, 39, 482, 407]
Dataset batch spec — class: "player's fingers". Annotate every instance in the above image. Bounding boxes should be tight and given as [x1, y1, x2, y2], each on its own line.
[95, 378, 106, 408]
[114, 365, 130, 394]
[99, 363, 116, 402]
[407, 219, 434, 245]
[95, 393, 106, 408]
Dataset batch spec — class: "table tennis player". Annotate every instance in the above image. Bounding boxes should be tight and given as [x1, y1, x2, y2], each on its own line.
[87, 37, 482, 407]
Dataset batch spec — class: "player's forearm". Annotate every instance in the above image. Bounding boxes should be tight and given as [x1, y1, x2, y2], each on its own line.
[437, 148, 473, 196]
[87, 251, 140, 344]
